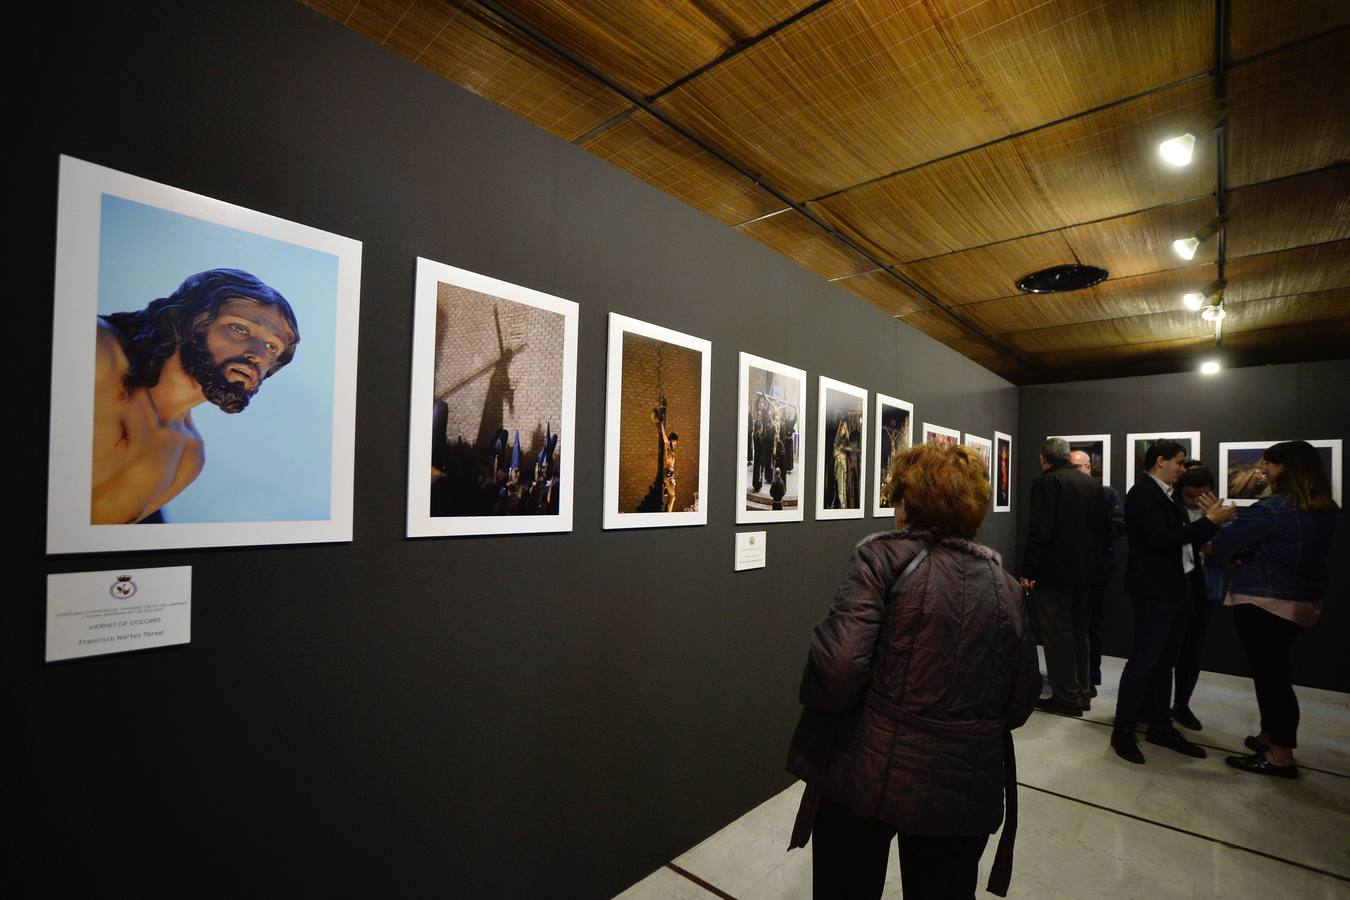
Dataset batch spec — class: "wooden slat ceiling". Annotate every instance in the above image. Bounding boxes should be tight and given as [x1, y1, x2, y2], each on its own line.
[305, 0, 1350, 384]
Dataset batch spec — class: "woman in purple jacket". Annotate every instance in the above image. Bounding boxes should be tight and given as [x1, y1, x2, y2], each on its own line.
[787, 443, 1040, 899]
[1213, 440, 1339, 779]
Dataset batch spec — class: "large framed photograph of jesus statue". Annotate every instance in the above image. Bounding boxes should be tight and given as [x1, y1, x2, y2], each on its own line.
[603, 313, 711, 530]
[816, 377, 867, 521]
[46, 156, 362, 554]
[736, 352, 806, 524]
[406, 259, 578, 537]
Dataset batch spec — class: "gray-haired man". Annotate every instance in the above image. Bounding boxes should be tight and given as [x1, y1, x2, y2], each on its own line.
[1021, 438, 1108, 715]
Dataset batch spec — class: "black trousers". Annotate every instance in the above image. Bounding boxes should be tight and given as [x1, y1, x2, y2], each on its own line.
[1233, 603, 1304, 748]
[1034, 585, 1091, 707]
[1173, 574, 1215, 708]
[1113, 591, 1191, 734]
[812, 796, 989, 900]
[1087, 581, 1108, 686]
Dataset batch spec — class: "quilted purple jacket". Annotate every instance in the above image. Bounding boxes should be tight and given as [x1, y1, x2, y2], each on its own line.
[787, 529, 1040, 836]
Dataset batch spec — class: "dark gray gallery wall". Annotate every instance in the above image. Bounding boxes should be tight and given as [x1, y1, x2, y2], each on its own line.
[1017, 359, 1350, 693]
[13, 2, 1017, 897]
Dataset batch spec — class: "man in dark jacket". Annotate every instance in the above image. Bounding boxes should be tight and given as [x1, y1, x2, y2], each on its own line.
[1110, 441, 1237, 764]
[1071, 450, 1127, 694]
[1021, 438, 1107, 715]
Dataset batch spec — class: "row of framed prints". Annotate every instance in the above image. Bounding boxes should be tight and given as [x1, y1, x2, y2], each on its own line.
[407, 259, 1014, 538]
[1049, 433, 1343, 506]
[45, 156, 1011, 554]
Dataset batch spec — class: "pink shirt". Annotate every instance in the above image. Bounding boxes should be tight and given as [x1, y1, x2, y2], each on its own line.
[1224, 591, 1322, 627]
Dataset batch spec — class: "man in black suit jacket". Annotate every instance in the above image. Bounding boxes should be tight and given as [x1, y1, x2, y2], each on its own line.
[1110, 441, 1237, 764]
[1022, 438, 1108, 715]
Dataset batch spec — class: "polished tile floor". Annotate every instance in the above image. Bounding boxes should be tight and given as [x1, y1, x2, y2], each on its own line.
[615, 656, 1350, 899]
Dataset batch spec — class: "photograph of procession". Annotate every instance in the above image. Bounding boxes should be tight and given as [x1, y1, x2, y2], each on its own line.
[406, 258, 578, 537]
[603, 314, 711, 530]
[816, 377, 866, 520]
[736, 353, 805, 524]
[963, 432, 994, 491]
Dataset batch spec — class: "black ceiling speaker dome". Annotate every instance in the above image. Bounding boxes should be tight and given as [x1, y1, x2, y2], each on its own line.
[1015, 264, 1108, 294]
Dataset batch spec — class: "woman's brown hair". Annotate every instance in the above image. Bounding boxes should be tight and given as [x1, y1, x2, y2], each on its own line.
[884, 443, 991, 538]
[1263, 441, 1338, 512]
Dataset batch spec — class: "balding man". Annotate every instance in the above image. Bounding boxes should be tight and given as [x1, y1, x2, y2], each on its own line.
[1021, 438, 1108, 715]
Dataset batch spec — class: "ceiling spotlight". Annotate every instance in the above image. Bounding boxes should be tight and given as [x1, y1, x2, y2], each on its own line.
[1182, 277, 1227, 312]
[1172, 215, 1228, 260]
[1159, 132, 1197, 166]
[1200, 360, 1221, 375]
[1200, 304, 1226, 322]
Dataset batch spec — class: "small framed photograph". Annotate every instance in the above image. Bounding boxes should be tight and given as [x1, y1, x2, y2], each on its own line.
[817, 377, 867, 520]
[736, 353, 806, 524]
[1219, 439, 1342, 506]
[603, 313, 711, 529]
[406, 258, 578, 537]
[963, 432, 994, 491]
[993, 431, 1012, 512]
[1125, 432, 1201, 490]
[1049, 434, 1112, 486]
[922, 423, 961, 447]
[873, 394, 913, 518]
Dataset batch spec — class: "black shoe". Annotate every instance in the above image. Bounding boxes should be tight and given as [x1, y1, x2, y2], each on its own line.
[1172, 704, 1202, 731]
[1244, 735, 1271, 754]
[1110, 731, 1145, 764]
[1035, 697, 1083, 717]
[1089, 685, 1098, 698]
[1146, 729, 1207, 758]
[1226, 752, 1297, 779]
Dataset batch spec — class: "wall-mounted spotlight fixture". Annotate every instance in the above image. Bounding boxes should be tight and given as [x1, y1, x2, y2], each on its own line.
[1158, 101, 1228, 167]
[1173, 215, 1228, 260]
[1182, 277, 1226, 312]
[1200, 304, 1226, 322]
[1200, 360, 1221, 375]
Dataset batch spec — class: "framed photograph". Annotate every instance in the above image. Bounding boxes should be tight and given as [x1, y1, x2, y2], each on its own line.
[817, 377, 867, 520]
[963, 432, 993, 491]
[922, 422, 961, 447]
[993, 431, 1013, 512]
[1049, 434, 1112, 486]
[736, 353, 806, 524]
[1125, 431, 1201, 489]
[47, 156, 362, 554]
[603, 313, 710, 529]
[873, 394, 913, 518]
[1219, 439, 1342, 507]
[406, 259, 578, 537]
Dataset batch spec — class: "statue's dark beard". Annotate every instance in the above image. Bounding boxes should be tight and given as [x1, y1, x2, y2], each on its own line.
[179, 336, 257, 414]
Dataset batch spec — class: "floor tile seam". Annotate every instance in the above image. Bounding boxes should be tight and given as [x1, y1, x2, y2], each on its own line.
[665, 862, 740, 900]
[1031, 709, 1350, 779]
[1018, 782, 1350, 884]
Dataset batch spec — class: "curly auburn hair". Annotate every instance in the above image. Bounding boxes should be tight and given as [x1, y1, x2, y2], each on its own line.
[883, 443, 991, 539]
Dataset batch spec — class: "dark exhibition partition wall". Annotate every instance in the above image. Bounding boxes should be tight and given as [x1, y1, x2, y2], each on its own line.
[1018, 359, 1350, 693]
[15, 2, 1017, 897]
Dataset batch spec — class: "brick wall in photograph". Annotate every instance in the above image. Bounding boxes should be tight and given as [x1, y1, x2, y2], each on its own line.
[433, 283, 565, 465]
[617, 333, 702, 513]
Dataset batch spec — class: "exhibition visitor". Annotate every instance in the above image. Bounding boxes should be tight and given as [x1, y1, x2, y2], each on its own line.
[1170, 464, 1225, 730]
[1212, 440, 1339, 779]
[786, 443, 1040, 899]
[1071, 449, 1126, 699]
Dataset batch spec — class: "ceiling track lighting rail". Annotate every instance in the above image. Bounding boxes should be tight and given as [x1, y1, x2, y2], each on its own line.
[471, 0, 1044, 376]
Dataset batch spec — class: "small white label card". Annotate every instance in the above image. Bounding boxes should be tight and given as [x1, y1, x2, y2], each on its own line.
[735, 531, 767, 571]
[46, 566, 192, 662]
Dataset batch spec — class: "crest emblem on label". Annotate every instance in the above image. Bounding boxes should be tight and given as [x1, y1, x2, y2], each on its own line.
[109, 574, 138, 600]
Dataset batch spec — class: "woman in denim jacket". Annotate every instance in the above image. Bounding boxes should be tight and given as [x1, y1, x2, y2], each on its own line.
[1211, 441, 1339, 778]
